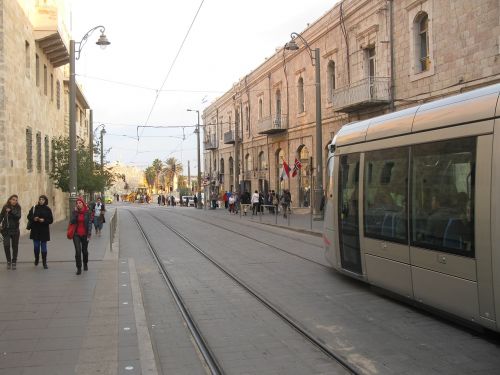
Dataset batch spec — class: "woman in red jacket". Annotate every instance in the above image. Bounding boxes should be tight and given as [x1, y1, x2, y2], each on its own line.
[69, 197, 93, 275]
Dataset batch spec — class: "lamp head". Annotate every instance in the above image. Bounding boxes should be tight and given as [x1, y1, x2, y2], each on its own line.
[284, 39, 299, 51]
[96, 33, 111, 49]
[101, 128, 106, 135]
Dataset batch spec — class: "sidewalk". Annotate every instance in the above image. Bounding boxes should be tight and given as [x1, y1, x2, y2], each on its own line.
[0, 208, 153, 375]
[203, 204, 324, 235]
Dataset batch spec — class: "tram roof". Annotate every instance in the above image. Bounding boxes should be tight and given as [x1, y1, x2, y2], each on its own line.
[334, 83, 500, 147]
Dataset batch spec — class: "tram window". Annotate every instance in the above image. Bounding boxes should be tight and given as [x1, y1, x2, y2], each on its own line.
[364, 147, 408, 242]
[411, 137, 475, 257]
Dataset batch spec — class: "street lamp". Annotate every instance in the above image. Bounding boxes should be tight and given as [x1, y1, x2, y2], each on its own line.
[285, 32, 323, 220]
[187, 109, 202, 209]
[69, 26, 110, 216]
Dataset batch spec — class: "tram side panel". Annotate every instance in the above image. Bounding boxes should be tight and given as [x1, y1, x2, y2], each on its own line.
[493, 110, 500, 332]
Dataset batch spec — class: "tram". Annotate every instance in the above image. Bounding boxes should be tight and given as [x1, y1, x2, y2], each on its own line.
[323, 83, 500, 331]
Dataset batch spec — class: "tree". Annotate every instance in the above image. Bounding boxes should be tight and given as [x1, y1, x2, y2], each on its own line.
[163, 157, 183, 191]
[151, 158, 163, 192]
[49, 136, 115, 194]
[144, 166, 156, 189]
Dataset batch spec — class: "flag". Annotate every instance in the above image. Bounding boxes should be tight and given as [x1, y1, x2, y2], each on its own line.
[291, 158, 302, 177]
[280, 159, 291, 181]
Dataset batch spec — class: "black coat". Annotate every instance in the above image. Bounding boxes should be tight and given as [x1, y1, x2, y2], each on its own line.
[0, 204, 22, 235]
[28, 204, 53, 241]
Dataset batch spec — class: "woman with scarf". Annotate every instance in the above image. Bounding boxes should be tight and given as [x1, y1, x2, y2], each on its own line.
[27, 195, 54, 269]
[1, 195, 21, 270]
[69, 197, 93, 275]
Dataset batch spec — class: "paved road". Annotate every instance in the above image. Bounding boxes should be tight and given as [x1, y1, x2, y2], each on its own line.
[1, 202, 499, 374]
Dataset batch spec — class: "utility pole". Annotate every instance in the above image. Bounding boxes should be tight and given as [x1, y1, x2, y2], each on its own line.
[188, 160, 191, 191]
[187, 109, 202, 208]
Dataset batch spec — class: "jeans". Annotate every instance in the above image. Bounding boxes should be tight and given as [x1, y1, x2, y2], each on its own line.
[33, 239, 48, 258]
[3, 232, 20, 263]
[94, 216, 103, 231]
[73, 235, 89, 269]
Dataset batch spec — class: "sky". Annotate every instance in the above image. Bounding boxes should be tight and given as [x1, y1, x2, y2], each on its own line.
[70, 0, 339, 174]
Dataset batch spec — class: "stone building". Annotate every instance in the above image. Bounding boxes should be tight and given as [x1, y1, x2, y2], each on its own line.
[202, 0, 500, 208]
[0, 0, 91, 226]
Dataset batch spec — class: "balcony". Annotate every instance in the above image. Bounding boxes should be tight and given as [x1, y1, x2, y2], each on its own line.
[204, 135, 218, 150]
[256, 114, 288, 135]
[332, 77, 390, 113]
[223, 130, 239, 144]
[31, 4, 70, 68]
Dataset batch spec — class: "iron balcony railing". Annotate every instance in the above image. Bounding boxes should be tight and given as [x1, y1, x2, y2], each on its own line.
[256, 114, 288, 135]
[204, 135, 218, 150]
[332, 77, 390, 113]
[223, 130, 239, 144]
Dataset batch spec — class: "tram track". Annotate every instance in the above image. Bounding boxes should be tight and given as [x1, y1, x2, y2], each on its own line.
[128, 208, 361, 375]
[155, 208, 329, 269]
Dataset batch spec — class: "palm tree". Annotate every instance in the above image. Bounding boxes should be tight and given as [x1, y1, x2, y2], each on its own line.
[152, 158, 163, 192]
[163, 157, 183, 192]
[144, 166, 156, 189]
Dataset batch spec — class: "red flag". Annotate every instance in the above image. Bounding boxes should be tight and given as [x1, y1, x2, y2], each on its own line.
[280, 160, 291, 181]
[291, 158, 302, 177]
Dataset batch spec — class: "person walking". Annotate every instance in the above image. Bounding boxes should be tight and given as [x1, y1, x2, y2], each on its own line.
[27, 195, 53, 269]
[251, 190, 260, 215]
[1, 195, 21, 270]
[91, 197, 106, 236]
[193, 194, 198, 208]
[70, 197, 93, 275]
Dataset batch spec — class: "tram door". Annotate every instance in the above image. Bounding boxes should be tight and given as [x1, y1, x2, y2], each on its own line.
[338, 154, 362, 274]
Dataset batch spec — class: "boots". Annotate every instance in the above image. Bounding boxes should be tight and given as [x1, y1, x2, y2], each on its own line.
[76, 268, 82, 275]
[12, 263, 16, 270]
[6, 262, 11, 270]
[34, 250, 40, 266]
[42, 253, 48, 269]
[83, 263, 88, 271]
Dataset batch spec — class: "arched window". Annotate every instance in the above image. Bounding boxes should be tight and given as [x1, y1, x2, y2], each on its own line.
[258, 98, 263, 119]
[416, 12, 429, 72]
[327, 61, 335, 101]
[245, 105, 250, 131]
[220, 158, 225, 184]
[258, 151, 266, 170]
[275, 90, 282, 117]
[245, 153, 252, 172]
[297, 77, 304, 113]
[229, 157, 234, 188]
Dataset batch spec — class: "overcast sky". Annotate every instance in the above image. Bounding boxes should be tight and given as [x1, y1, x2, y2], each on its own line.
[70, 0, 339, 173]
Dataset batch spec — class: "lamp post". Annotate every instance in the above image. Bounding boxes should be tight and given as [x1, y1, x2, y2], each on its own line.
[69, 26, 110, 216]
[285, 32, 323, 220]
[187, 109, 202, 209]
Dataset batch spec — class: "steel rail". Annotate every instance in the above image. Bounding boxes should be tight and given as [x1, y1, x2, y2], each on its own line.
[128, 210, 224, 375]
[157, 209, 328, 269]
[146, 211, 361, 375]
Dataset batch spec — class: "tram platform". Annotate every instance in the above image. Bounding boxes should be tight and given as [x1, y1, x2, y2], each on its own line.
[0, 210, 156, 375]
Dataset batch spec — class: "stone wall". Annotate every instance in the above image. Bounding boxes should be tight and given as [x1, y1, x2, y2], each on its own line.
[204, 0, 500, 206]
[1, 0, 68, 229]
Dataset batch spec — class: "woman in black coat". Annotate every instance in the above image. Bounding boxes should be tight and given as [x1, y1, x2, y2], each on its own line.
[1, 194, 21, 270]
[27, 195, 54, 269]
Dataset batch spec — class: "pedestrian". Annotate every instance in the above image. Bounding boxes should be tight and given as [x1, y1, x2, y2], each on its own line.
[91, 197, 106, 236]
[223, 191, 229, 209]
[27, 195, 53, 269]
[193, 195, 198, 207]
[281, 189, 291, 218]
[251, 190, 260, 215]
[241, 191, 251, 215]
[228, 194, 235, 213]
[211, 191, 217, 209]
[1, 195, 21, 270]
[70, 197, 93, 275]
[157, 195, 161, 205]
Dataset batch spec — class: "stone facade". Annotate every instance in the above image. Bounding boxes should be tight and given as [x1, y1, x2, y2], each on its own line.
[202, 0, 500, 207]
[0, 0, 90, 229]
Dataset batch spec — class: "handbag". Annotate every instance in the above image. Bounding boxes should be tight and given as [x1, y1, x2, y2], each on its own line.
[66, 223, 77, 239]
[26, 205, 35, 230]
